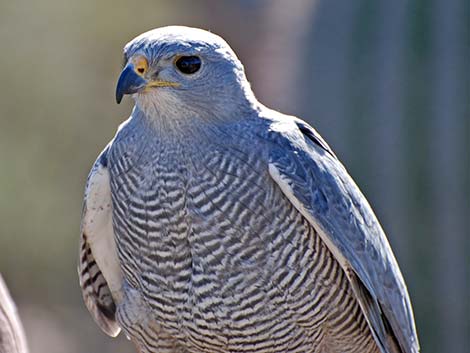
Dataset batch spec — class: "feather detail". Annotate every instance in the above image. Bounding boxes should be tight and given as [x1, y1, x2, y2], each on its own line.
[267, 117, 419, 353]
[78, 147, 123, 337]
[79, 233, 120, 337]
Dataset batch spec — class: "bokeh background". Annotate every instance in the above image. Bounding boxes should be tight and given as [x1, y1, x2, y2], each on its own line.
[0, 0, 468, 352]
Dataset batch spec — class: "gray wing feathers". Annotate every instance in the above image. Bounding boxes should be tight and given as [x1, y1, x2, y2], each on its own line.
[79, 233, 120, 337]
[78, 146, 122, 337]
[267, 118, 419, 353]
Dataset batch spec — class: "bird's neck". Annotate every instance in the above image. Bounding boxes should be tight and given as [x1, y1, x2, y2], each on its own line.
[131, 93, 261, 141]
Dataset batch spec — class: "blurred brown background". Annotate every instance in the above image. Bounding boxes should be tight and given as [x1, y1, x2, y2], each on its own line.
[0, 0, 468, 352]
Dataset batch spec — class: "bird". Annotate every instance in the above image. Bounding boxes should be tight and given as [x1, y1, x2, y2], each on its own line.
[78, 26, 420, 353]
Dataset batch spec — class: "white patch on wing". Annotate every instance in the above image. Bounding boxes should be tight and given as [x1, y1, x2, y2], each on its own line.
[82, 164, 123, 303]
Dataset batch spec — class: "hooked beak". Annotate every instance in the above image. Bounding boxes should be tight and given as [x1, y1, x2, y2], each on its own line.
[115, 63, 147, 104]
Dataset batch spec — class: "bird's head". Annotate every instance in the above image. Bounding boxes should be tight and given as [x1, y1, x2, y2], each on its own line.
[116, 26, 256, 120]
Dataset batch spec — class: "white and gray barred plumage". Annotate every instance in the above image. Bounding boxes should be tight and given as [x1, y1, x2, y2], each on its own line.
[78, 26, 419, 353]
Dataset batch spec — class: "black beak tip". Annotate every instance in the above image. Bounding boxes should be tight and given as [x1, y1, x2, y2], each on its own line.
[116, 91, 123, 104]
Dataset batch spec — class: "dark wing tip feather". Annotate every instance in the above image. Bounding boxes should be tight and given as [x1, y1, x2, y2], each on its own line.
[294, 120, 337, 159]
[349, 269, 403, 353]
[79, 233, 120, 337]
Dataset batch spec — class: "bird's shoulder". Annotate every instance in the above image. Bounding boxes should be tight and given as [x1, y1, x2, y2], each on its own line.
[237, 108, 336, 158]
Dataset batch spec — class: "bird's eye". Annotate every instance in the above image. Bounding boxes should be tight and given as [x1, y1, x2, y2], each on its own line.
[175, 56, 202, 75]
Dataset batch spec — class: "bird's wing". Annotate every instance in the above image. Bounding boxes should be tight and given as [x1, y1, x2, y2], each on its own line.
[266, 115, 419, 353]
[78, 145, 123, 337]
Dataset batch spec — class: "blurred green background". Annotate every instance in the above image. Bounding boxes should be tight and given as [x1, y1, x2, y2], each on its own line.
[0, 0, 468, 352]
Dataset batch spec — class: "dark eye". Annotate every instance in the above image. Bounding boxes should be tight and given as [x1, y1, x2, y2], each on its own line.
[175, 56, 202, 74]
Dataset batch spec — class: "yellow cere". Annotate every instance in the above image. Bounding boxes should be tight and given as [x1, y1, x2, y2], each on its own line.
[147, 81, 181, 88]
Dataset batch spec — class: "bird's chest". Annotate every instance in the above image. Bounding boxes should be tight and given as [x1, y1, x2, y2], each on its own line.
[108, 141, 369, 353]
[110, 145, 192, 289]
[109, 143, 274, 304]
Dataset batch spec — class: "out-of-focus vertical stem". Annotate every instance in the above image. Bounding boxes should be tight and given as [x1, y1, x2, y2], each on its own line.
[249, 0, 318, 114]
[0, 275, 28, 353]
[369, 0, 409, 270]
[430, 0, 468, 351]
